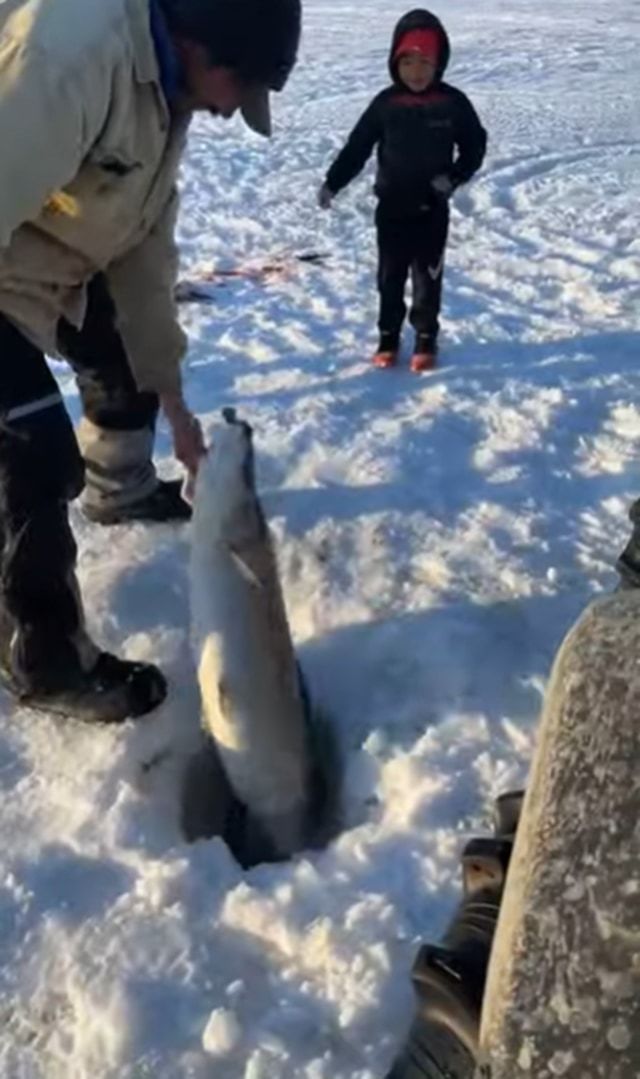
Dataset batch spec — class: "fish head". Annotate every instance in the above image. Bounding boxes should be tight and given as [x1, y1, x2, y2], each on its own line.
[194, 409, 264, 545]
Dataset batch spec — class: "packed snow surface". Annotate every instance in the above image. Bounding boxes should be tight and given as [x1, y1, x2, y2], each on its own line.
[1, 0, 639, 1075]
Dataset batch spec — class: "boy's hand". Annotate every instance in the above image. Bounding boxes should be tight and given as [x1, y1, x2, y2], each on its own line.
[318, 183, 334, 210]
[431, 174, 456, 198]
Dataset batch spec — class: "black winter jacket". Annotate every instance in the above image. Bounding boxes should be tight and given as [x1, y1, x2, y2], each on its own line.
[325, 10, 487, 211]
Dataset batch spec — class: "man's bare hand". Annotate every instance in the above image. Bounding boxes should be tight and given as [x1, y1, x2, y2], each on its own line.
[160, 391, 206, 478]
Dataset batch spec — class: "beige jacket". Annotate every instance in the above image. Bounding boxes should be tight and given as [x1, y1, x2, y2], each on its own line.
[0, 0, 189, 394]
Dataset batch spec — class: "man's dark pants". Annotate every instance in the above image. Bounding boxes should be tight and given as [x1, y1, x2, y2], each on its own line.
[0, 275, 158, 689]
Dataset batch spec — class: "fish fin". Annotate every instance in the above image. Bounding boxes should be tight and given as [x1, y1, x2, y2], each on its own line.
[229, 548, 263, 589]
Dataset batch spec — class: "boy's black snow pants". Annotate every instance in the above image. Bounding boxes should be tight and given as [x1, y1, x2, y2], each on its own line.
[376, 200, 449, 344]
[0, 274, 158, 691]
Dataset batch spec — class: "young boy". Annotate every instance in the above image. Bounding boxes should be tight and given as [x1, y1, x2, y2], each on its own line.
[319, 9, 487, 371]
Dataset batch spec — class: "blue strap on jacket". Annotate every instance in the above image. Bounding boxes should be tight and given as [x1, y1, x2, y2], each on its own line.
[149, 0, 183, 107]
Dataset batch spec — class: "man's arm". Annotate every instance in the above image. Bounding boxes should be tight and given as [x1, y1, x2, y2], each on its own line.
[105, 193, 205, 475]
[0, 40, 106, 247]
[105, 192, 187, 396]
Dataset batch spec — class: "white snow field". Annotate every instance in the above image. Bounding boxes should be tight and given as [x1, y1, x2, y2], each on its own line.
[1, 0, 639, 1075]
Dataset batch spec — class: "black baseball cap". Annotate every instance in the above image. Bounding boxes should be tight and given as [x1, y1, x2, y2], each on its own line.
[161, 0, 302, 136]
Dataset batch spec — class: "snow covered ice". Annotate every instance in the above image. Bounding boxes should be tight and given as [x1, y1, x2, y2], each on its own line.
[1, 0, 639, 1076]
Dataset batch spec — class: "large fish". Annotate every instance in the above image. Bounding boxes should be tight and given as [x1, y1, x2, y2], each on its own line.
[182, 409, 330, 864]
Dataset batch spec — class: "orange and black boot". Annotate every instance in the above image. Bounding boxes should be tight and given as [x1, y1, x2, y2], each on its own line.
[410, 334, 438, 373]
[373, 332, 400, 369]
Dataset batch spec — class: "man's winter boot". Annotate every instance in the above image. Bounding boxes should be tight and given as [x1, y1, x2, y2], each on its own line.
[410, 335, 438, 373]
[1, 625, 167, 723]
[373, 332, 400, 369]
[78, 419, 191, 525]
[83, 478, 191, 525]
[20, 651, 167, 723]
[0, 574, 167, 724]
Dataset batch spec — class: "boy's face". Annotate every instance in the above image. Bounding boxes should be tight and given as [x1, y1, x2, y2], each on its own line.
[398, 52, 437, 92]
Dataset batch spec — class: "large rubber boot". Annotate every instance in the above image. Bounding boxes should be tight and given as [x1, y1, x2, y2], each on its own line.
[478, 593, 640, 1078]
[386, 792, 524, 1079]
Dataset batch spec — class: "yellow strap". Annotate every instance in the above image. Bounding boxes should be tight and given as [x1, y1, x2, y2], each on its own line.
[43, 190, 80, 217]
